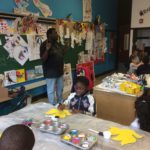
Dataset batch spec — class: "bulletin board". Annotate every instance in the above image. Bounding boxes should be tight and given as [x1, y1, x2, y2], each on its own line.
[0, 12, 85, 74]
[0, 34, 84, 73]
[0, 34, 42, 74]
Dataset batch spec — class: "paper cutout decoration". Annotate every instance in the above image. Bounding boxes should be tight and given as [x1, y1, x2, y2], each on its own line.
[15, 0, 29, 9]
[45, 108, 71, 118]
[33, 0, 52, 17]
[59, 25, 64, 45]
[16, 69, 26, 83]
[14, 0, 39, 16]
[109, 127, 143, 145]
[27, 35, 45, 61]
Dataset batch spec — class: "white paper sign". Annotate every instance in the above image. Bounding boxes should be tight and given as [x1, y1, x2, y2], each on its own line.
[131, 0, 150, 28]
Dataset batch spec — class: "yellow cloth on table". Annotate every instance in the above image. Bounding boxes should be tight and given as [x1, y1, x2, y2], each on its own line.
[45, 108, 71, 118]
[109, 127, 143, 145]
[119, 81, 141, 95]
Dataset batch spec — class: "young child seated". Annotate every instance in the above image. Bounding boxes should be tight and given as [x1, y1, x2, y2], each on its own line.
[58, 76, 95, 115]
[131, 88, 150, 132]
[0, 124, 35, 150]
[128, 55, 143, 74]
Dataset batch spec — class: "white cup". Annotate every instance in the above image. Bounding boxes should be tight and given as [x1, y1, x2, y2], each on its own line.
[103, 131, 111, 139]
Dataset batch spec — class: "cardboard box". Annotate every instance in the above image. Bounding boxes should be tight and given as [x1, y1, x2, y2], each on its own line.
[94, 87, 137, 125]
[0, 87, 11, 103]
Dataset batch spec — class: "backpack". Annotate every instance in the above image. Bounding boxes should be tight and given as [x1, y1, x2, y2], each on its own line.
[135, 89, 150, 132]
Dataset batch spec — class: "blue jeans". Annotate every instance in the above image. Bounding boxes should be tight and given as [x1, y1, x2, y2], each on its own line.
[46, 76, 64, 105]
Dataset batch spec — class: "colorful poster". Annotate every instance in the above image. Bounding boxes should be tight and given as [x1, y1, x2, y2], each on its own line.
[63, 63, 73, 93]
[16, 69, 26, 83]
[27, 35, 45, 61]
[26, 69, 36, 80]
[76, 61, 95, 90]
[0, 19, 14, 34]
[83, 0, 92, 22]
[4, 70, 17, 86]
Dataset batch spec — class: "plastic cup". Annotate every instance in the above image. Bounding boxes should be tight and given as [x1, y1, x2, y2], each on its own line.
[103, 131, 111, 139]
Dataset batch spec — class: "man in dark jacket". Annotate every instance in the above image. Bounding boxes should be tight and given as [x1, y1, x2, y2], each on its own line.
[40, 28, 65, 105]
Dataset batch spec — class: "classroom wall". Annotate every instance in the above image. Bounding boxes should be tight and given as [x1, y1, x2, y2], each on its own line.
[0, 0, 118, 76]
[0, 0, 83, 21]
[0, 0, 118, 96]
[92, 0, 118, 75]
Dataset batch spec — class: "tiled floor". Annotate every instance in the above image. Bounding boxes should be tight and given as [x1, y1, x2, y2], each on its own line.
[33, 72, 114, 103]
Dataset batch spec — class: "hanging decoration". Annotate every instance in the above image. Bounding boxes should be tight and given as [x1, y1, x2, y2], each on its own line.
[83, 0, 92, 22]
[33, 0, 52, 17]
[93, 15, 107, 63]
[56, 16, 107, 64]
[13, 14, 38, 34]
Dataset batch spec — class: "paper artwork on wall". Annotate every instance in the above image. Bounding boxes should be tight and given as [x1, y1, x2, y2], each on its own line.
[4, 70, 17, 86]
[26, 69, 36, 80]
[33, 0, 52, 17]
[3, 34, 29, 66]
[63, 63, 73, 93]
[0, 19, 14, 34]
[16, 69, 26, 83]
[14, 0, 39, 16]
[13, 15, 38, 34]
[27, 35, 45, 61]
[85, 30, 94, 51]
[34, 65, 43, 78]
[83, 0, 92, 22]
[37, 23, 48, 35]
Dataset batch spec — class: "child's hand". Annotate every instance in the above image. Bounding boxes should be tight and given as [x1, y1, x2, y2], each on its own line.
[72, 109, 83, 114]
[58, 104, 66, 111]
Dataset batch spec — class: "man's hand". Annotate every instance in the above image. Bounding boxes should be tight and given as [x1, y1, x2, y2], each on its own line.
[46, 42, 51, 51]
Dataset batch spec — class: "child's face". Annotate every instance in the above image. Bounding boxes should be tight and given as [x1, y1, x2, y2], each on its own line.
[74, 82, 88, 96]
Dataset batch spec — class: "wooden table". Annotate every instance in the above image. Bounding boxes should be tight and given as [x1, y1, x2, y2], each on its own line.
[93, 85, 138, 125]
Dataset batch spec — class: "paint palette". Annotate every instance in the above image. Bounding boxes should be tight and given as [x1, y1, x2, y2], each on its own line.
[61, 129, 97, 150]
[37, 119, 69, 135]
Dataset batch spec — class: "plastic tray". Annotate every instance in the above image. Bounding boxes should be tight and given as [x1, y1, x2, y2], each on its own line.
[61, 130, 97, 150]
[38, 121, 69, 135]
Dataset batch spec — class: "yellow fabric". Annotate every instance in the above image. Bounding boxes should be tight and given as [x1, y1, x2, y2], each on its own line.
[119, 81, 141, 95]
[45, 108, 71, 118]
[109, 127, 143, 145]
